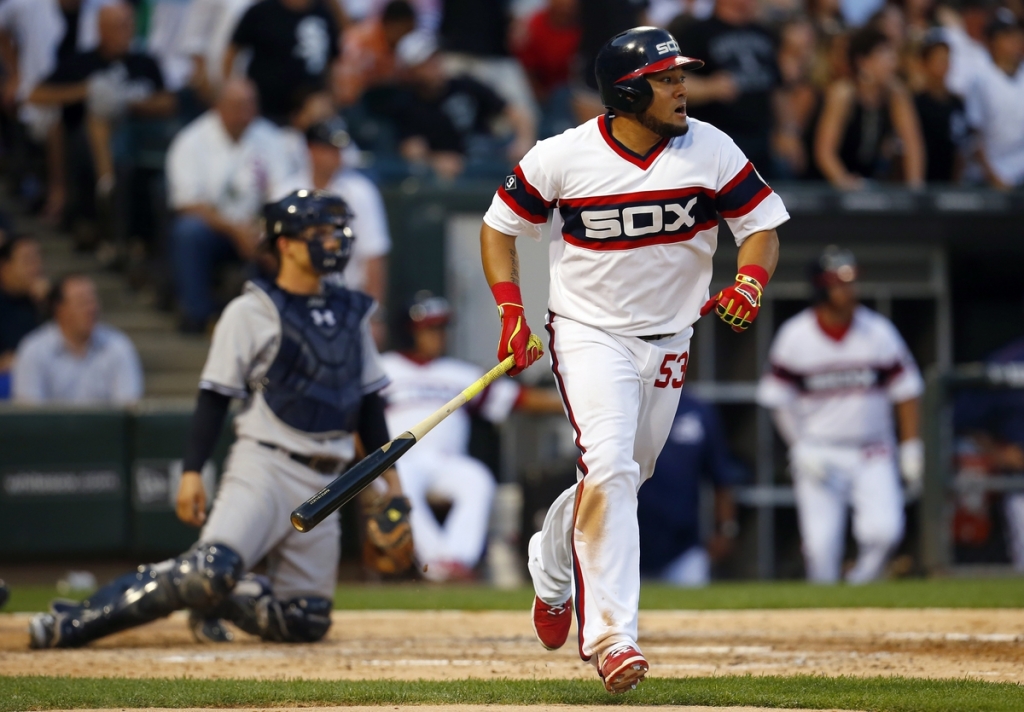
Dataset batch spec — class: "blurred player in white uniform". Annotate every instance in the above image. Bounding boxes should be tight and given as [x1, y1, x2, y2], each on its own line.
[380, 291, 562, 581]
[479, 27, 787, 693]
[757, 247, 924, 584]
[28, 190, 409, 648]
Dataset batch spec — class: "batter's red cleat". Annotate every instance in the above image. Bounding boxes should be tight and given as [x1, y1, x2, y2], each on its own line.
[531, 596, 572, 650]
[599, 645, 648, 694]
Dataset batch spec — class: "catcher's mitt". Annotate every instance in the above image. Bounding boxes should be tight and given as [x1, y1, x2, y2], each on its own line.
[363, 495, 414, 575]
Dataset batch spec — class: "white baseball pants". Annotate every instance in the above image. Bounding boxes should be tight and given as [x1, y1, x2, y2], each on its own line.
[396, 449, 496, 569]
[791, 442, 905, 583]
[529, 314, 691, 662]
[199, 438, 341, 600]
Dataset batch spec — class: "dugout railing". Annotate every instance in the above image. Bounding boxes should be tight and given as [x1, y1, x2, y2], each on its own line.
[921, 364, 1024, 574]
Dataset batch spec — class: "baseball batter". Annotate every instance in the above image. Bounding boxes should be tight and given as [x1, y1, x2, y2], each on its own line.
[480, 27, 787, 693]
[757, 247, 924, 584]
[28, 190, 411, 649]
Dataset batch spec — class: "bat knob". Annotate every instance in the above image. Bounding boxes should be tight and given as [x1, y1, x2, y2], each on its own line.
[290, 511, 310, 532]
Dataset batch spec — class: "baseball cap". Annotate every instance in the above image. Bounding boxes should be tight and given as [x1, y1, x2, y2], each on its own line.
[306, 117, 351, 149]
[396, 30, 439, 68]
[920, 27, 950, 55]
[986, 8, 1024, 37]
[408, 290, 451, 328]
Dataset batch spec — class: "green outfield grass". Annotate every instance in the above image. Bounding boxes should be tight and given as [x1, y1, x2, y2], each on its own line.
[1, 675, 1023, 711]
[5, 577, 1023, 613]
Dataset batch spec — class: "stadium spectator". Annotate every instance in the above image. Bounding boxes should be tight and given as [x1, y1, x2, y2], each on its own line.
[224, 0, 341, 125]
[637, 393, 746, 587]
[913, 31, 971, 182]
[437, 0, 539, 127]
[335, 0, 417, 107]
[774, 16, 821, 178]
[166, 78, 290, 333]
[28, 2, 175, 244]
[182, 0, 255, 105]
[0, 234, 47, 400]
[13, 273, 143, 405]
[512, 0, 581, 138]
[141, 0, 196, 93]
[648, 0, 713, 27]
[672, 0, 783, 175]
[841, 0, 886, 28]
[954, 335, 1024, 570]
[940, 0, 998, 98]
[965, 9, 1024, 188]
[382, 30, 534, 180]
[276, 118, 391, 304]
[813, 27, 925, 188]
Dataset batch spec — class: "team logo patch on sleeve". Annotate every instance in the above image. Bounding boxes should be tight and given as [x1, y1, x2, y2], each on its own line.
[505, 174, 517, 190]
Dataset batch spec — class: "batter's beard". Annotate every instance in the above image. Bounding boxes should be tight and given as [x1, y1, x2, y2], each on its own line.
[637, 108, 689, 138]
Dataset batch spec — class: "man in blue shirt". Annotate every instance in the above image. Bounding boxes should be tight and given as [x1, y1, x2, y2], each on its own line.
[12, 273, 142, 404]
[954, 337, 1024, 569]
[638, 392, 747, 586]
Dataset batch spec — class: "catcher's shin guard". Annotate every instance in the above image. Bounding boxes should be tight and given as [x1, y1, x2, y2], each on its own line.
[47, 543, 242, 647]
[209, 574, 333, 643]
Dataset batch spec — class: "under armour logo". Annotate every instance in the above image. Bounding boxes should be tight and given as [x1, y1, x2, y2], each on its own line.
[311, 309, 336, 327]
[505, 174, 517, 190]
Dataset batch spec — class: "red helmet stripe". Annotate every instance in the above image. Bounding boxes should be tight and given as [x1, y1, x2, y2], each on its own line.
[615, 55, 704, 83]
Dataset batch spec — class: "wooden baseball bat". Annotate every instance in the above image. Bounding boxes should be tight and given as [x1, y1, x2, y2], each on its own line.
[290, 334, 543, 533]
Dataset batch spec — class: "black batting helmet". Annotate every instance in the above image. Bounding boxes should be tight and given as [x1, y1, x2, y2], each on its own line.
[595, 26, 703, 114]
[809, 246, 858, 302]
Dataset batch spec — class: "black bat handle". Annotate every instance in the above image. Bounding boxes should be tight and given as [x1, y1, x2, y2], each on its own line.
[290, 434, 416, 532]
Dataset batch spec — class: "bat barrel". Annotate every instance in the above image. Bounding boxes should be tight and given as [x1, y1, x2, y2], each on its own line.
[290, 434, 417, 532]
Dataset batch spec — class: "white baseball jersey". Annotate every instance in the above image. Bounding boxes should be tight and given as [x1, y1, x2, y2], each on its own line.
[199, 281, 389, 459]
[757, 306, 924, 446]
[483, 115, 790, 337]
[379, 352, 520, 454]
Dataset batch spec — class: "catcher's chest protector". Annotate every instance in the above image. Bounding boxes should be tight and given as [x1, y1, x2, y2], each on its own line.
[252, 277, 372, 435]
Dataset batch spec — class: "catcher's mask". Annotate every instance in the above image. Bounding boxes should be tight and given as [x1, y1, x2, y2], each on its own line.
[263, 189, 355, 275]
[809, 245, 858, 302]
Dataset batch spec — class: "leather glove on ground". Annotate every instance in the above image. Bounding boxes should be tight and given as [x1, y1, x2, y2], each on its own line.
[363, 495, 414, 575]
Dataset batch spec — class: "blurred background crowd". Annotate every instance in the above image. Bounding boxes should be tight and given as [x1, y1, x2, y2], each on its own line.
[0, 0, 1023, 584]
[0, 0, 1021, 340]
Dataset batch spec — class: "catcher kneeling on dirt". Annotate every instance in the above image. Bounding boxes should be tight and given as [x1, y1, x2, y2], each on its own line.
[28, 190, 413, 649]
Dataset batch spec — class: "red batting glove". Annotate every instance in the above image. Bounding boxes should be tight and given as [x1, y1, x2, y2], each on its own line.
[492, 282, 541, 376]
[700, 265, 769, 333]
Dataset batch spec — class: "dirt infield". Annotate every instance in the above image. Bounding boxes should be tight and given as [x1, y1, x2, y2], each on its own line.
[67, 707, 858, 712]
[1, 609, 1023, 683]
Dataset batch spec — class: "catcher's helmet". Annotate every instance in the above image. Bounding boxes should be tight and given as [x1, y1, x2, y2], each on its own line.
[809, 245, 858, 302]
[263, 189, 355, 274]
[595, 26, 703, 114]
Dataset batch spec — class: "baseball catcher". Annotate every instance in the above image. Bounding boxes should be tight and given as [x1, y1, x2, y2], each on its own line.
[28, 189, 411, 648]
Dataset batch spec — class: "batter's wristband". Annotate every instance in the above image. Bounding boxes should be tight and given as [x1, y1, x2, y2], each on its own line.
[491, 282, 524, 314]
[737, 264, 770, 289]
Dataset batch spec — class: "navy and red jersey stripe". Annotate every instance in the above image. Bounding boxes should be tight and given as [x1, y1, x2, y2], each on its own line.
[770, 361, 905, 395]
[497, 165, 553, 224]
[558, 187, 717, 251]
[716, 161, 772, 218]
[598, 114, 669, 170]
